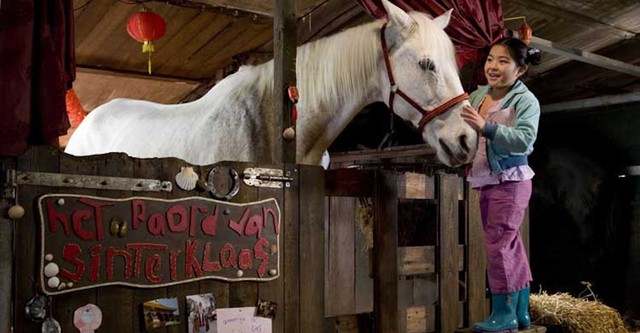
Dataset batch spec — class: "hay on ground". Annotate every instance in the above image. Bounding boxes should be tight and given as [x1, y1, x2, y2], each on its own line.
[530, 292, 627, 333]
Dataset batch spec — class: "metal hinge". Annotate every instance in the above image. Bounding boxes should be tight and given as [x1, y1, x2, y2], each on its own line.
[4, 170, 172, 193]
[243, 167, 295, 188]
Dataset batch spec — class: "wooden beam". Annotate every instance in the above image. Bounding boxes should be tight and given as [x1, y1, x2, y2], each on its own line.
[374, 171, 399, 333]
[274, 0, 297, 164]
[511, 31, 640, 77]
[77, 65, 203, 85]
[541, 92, 640, 113]
[193, 0, 271, 16]
[509, 0, 636, 38]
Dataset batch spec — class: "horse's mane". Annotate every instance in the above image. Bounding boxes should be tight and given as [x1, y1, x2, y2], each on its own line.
[208, 11, 454, 114]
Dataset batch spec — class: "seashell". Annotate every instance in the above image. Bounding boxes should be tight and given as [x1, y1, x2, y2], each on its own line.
[44, 254, 54, 261]
[25, 294, 47, 322]
[67, 282, 74, 288]
[42, 317, 62, 333]
[175, 166, 199, 191]
[58, 282, 66, 290]
[269, 269, 277, 276]
[44, 263, 59, 277]
[236, 270, 244, 278]
[118, 222, 128, 237]
[47, 277, 60, 289]
[109, 218, 120, 236]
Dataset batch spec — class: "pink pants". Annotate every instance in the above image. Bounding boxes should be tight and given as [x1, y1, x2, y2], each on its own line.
[479, 180, 532, 294]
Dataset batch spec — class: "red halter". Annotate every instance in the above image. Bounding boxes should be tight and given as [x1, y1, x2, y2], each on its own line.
[380, 23, 468, 133]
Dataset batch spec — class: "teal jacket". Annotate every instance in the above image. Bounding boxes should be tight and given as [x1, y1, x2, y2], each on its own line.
[469, 80, 540, 174]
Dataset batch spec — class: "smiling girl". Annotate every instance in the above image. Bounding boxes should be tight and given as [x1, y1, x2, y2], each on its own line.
[461, 37, 542, 333]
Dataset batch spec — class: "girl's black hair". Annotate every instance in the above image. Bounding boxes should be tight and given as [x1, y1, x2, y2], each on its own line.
[492, 37, 542, 67]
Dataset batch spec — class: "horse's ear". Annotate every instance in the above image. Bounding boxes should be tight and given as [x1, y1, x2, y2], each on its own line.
[433, 9, 453, 29]
[381, 0, 416, 34]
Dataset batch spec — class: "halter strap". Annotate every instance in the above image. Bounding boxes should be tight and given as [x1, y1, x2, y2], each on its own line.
[380, 23, 468, 133]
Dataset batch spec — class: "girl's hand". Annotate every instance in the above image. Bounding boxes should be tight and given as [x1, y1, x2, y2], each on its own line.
[461, 104, 486, 132]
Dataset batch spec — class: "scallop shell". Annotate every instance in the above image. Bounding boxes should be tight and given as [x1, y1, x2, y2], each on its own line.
[175, 167, 198, 191]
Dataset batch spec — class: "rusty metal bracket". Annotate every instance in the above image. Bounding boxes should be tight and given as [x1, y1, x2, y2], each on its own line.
[243, 167, 295, 188]
[8, 170, 172, 192]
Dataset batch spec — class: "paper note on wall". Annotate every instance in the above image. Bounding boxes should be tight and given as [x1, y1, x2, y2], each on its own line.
[217, 307, 272, 333]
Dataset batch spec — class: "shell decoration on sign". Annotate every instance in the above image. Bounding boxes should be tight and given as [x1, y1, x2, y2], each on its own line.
[175, 166, 199, 191]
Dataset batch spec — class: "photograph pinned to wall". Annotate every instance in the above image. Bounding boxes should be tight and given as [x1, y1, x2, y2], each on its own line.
[142, 297, 180, 330]
[186, 293, 216, 333]
[256, 299, 277, 319]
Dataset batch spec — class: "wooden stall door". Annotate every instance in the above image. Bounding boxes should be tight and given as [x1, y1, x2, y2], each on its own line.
[2, 146, 324, 333]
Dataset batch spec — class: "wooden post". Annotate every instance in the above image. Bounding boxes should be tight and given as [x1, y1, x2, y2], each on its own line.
[0, 158, 15, 333]
[274, 0, 297, 164]
[374, 171, 398, 333]
[438, 173, 460, 332]
[466, 185, 488, 324]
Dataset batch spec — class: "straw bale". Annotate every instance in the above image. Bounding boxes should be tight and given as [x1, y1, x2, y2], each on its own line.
[530, 292, 628, 333]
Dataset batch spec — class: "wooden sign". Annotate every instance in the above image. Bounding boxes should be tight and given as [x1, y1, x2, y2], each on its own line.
[37, 194, 280, 295]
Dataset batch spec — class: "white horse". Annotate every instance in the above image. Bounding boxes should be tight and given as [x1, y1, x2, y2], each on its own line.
[66, 0, 477, 167]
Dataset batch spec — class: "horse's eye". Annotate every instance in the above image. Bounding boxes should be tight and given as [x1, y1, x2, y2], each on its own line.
[419, 59, 436, 71]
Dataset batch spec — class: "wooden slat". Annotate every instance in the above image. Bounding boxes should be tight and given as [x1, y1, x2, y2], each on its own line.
[298, 165, 325, 332]
[95, 154, 134, 333]
[466, 188, 488, 324]
[398, 245, 464, 275]
[438, 173, 460, 333]
[329, 144, 437, 164]
[0, 157, 15, 333]
[325, 169, 374, 197]
[373, 170, 399, 333]
[326, 196, 356, 316]
[14, 147, 59, 332]
[257, 179, 286, 332]
[397, 173, 434, 200]
[54, 152, 99, 332]
[283, 163, 300, 332]
[163, 158, 201, 333]
[354, 207, 373, 314]
[405, 305, 436, 333]
[228, 163, 259, 310]
[131, 158, 168, 333]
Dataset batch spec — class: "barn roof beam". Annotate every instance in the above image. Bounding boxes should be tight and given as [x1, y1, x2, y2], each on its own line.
[77, 65, 203, 85]
[541, 92, 640, 113]
[511, 31, 640, 78]
[509, 0, 638, 38]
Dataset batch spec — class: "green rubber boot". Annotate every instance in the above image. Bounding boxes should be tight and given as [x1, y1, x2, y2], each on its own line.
[517, 287, 531, 329]
[473, 291, 518, 333]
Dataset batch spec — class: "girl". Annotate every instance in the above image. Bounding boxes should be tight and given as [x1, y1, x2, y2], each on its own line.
[461, 37, 542, 333]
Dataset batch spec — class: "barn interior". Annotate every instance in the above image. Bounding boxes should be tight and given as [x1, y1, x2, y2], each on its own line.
[5, 0, 640, 329]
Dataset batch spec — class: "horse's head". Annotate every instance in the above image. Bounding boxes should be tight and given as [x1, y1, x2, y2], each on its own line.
[378, 0, 477, 167]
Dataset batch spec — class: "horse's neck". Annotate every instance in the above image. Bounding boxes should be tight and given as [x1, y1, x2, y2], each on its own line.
[295, 21, 384, 164]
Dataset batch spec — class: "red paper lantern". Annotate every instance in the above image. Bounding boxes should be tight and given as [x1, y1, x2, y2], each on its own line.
[66, 88, 86, 128]
[126, 10, 166, 74]
[519, 22, 532, 46]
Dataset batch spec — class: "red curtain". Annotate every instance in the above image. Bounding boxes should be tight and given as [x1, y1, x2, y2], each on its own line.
[356, 0, 503, 89]
[0, 0, 75, 156]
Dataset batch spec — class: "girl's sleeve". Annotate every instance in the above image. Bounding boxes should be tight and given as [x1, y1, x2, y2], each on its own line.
[481, 94, 540, 154]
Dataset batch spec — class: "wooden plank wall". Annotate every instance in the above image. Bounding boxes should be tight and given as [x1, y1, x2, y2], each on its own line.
[324, 167, 496, 333]
[3, 147, 324, 333]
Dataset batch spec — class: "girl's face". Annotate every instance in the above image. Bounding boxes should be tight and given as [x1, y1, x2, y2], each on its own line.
[484, 44, 527, 91]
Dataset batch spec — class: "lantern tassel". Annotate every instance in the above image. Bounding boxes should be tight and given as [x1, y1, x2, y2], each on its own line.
[142, 41, 155, 75]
